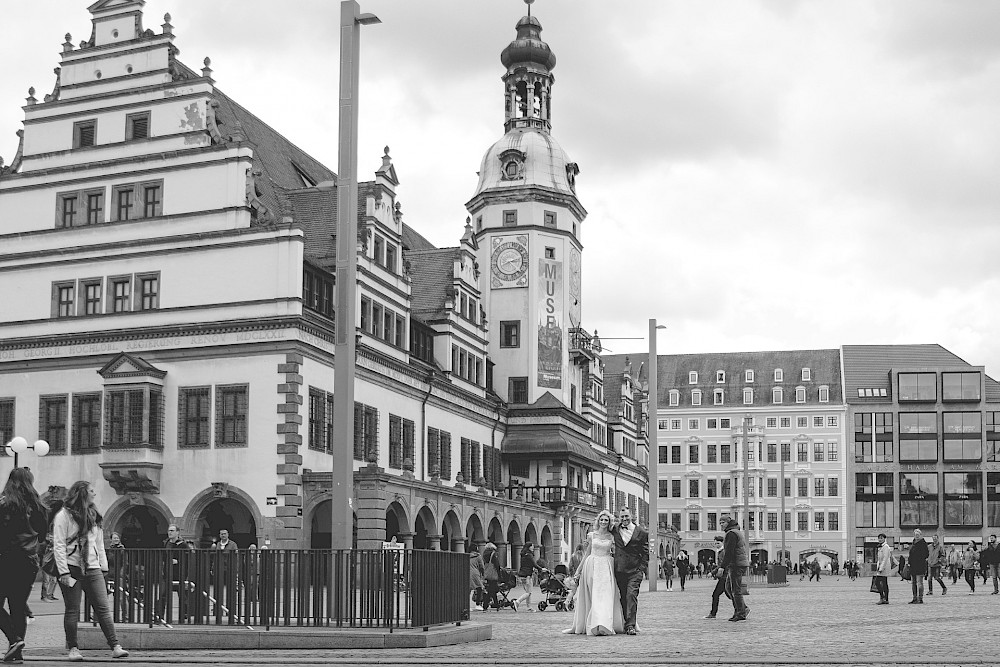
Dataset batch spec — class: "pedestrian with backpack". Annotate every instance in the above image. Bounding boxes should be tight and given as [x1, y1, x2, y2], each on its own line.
[0, 468, 49, 664]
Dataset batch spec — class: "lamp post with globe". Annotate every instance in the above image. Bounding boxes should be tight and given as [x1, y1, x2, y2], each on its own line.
[4, 436, 50, 469]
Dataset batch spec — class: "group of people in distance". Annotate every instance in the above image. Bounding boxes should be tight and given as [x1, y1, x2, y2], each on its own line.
[872, 528, 1000, 604]
[0, 468, 129, 663]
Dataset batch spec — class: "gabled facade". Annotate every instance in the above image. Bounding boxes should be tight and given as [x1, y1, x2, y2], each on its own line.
[0, 2, 647, 567]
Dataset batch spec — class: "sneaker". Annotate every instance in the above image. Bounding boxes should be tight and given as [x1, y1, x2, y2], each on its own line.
[473, 605, 483, 611]
[4, 640, 25, 663]
[111, 645, 129, 659]
[942, 588, 947, 595]
[703, 614, 717, 619]
[511, 600, 517, 612]
[68, 648, 83, 662]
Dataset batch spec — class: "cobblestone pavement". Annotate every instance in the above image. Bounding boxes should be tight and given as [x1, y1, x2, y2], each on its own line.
[14, 575, 1000, 665]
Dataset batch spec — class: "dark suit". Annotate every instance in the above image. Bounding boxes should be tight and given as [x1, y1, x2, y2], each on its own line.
[612, 522, 648, 632]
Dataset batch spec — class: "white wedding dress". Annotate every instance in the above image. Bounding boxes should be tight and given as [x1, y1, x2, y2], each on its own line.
[562, 532, 624, 636]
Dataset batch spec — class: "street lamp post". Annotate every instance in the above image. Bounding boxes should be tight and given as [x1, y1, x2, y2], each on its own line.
[743, 414, 751, 552]
[3, 437, 50, 469]
[331, 0, 380, 552]
[647, 319, 665, 592]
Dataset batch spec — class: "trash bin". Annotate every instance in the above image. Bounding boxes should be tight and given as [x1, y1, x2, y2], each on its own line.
[767, 564, 787, 585]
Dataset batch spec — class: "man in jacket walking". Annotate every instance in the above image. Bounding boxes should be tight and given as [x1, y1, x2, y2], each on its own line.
[874, 533, 894, 604]
[982, 534, 1000, 595]
[719, 517, 750, 622]
[927, 533, 947, 595]
[908, 529, 929, 603]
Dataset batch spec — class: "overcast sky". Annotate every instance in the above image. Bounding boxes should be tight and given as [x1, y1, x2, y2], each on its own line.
[3, 1, 999, 375]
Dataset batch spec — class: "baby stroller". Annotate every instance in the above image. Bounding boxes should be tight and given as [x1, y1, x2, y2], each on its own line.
[537, 564, 574, 611]
[492, 568, 517, 610]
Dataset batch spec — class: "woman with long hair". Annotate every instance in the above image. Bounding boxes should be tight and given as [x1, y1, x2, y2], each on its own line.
[514, 541, 542, 611]
[0, 468, 49, 663]
[53, 481, 128, 661]
[562, 509, 625, 636]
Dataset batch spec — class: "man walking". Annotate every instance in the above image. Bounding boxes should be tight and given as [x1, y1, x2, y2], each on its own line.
[611, 507, 648, 635]
[158, 525, 194, 623]
[927, 534, 947, 596]
[982, 534, 1000, 595]
[874, 533, 893, 605]
[908, 529, 929, 603]
[719, 517, 750, 622]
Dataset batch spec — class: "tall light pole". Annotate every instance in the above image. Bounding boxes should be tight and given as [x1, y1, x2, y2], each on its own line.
[742, 414, 751, 552]
[3, 437, 49, 469]
[647, 319, 665, 592]
[331, 0, 380, 551]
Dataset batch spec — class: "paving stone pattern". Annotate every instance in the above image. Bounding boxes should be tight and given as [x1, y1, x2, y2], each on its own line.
[15, 576, 1000, 665]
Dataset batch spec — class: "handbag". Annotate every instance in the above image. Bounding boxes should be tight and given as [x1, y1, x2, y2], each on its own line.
[900, 563, 911, 581]
[41, 533, 78, 577]
[870, 576, 880, 593]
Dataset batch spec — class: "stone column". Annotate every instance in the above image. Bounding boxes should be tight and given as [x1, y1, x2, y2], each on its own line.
[426, 533, 442, 551]
[397, 531, 414, 550]
[354, 465, 387, 550]
[452, 538, 467, 553]
[494, 541, 508, 568]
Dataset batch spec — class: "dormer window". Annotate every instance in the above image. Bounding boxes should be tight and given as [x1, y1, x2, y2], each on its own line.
[796, 386, 806, 403]
[801, 368, 811, 381]
[819, 385, 830, 403]
[774, 369, 783, 382]
[745, 370, 754, 383]
[743, 388, 754, 405]
[714, 389, 724, 405]
[772, 387, 783, 404]
[688, 371, 698, 384]
[691, 390, 702, 406]
[716, 370, 725, 383]
[499, 148, 526, 181]
[668, 390, 679, 407]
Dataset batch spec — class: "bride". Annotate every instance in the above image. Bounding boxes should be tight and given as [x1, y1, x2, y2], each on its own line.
[562, 509, 625, 635]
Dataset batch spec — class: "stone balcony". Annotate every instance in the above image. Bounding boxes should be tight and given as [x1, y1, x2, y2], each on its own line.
[99, 446, 164, 495]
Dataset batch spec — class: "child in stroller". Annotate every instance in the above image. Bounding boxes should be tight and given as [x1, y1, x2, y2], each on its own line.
[537, 564, 574, 611]
[490, 568, 518, 610]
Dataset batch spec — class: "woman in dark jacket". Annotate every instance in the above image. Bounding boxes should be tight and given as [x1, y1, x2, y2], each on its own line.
[0, 468, 49, 664]
[481, 543, 500, 611]
[514, 542, 542, 612]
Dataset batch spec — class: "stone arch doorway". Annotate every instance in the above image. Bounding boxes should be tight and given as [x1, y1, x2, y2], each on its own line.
[465, 512, 485, 552]
[441, 510, 463, 552]
[487, 517, 505, 566]
[116, 505, 170, 548]
[385, 501, 409, 544]
[309, 500, 357, 549]
[196, 497, 257, 549]
[507, 520, 523, 571]
[414, 506, 436, 550]
[539, 524, 553, 565]
[698, 548, 718, 568]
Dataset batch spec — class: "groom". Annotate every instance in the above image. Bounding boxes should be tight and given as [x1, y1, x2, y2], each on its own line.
[612, 506, 649, 635]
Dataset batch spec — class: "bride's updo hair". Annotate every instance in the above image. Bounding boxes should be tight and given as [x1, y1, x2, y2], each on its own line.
[594, 509, 616, 530]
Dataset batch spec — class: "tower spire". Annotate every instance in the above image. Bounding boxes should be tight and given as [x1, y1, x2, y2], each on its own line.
[500, 5, 555, 133]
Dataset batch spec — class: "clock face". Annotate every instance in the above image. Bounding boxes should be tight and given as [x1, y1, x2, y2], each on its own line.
[491, 237, 529, 288]
[496, 248, 524, 276]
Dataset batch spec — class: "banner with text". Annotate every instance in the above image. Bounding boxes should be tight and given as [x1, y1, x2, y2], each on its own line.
[537, 259, 563, 389]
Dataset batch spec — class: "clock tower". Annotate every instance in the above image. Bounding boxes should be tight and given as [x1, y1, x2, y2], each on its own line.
[467, 5, 586, 409]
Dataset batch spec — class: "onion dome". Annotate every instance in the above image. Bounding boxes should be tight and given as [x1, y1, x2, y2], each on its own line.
[500, 15, 556, 71]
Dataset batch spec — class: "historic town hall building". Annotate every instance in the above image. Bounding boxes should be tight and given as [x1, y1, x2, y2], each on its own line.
[0, 0, 655, 568]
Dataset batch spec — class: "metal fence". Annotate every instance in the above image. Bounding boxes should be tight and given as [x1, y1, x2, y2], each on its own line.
[91, 548, 469, 630]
